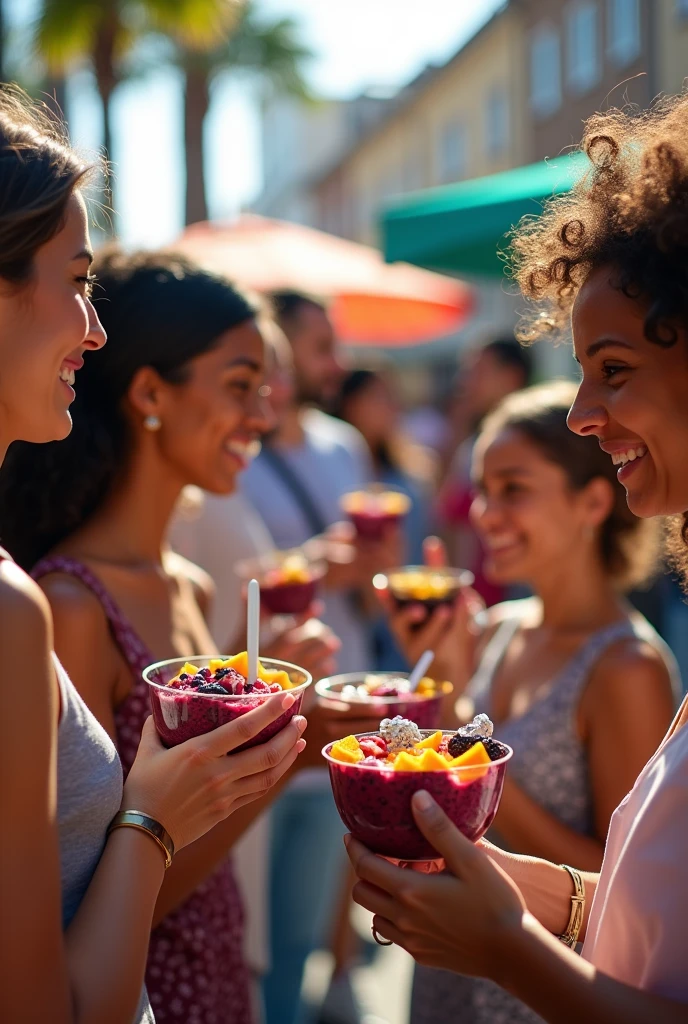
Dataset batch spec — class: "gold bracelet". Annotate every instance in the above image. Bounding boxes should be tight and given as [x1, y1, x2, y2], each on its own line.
[108, 810, 175, 869]
[558, 863, 585, 948]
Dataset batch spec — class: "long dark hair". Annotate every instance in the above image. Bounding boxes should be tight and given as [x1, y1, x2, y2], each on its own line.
[0, 248, 257, 570]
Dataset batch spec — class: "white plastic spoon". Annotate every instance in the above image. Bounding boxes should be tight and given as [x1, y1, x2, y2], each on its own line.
[247, 578, 260, 685]
[408, 649, 434, 692]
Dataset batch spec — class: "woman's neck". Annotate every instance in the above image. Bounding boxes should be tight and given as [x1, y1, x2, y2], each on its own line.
[528, 547, 625, 632]
[60, 445, 184, 567]
[271, 404, 305, 448]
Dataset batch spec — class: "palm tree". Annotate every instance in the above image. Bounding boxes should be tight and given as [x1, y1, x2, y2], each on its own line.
[35, 0, 243, 217]
[180, 4, 313, 225]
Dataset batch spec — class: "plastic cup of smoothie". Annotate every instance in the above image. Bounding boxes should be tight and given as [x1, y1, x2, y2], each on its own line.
[144, 655, 312, 752]
[375, 565, 474, 621]
[323, 730, 512, 860]
[340, 487, 411, 541]
[236, 549, 326, 616]
[315, 671, 452, 730]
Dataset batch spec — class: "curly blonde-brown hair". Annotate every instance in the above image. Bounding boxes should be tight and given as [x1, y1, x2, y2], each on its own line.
[509, 91, 688, 577]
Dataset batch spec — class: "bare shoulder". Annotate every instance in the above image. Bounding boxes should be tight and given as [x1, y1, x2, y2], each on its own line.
[38, 571, 111, 636]
[0, 558, 52, 640]
[165, 549, 215, 612]
[582, 631, 675, 723]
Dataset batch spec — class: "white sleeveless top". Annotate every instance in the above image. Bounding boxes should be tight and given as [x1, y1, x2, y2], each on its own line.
[582, 702, 688, 1001]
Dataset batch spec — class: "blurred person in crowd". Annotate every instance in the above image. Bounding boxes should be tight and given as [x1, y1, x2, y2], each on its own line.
[168, 316, 341, 1016]
[241, 291, 401, 1024]
[347, 92, 688, 1023]
[381, 382, 679, 1024]
[440, 336, 533, 605]
[332, 366, 436, 669]
[0, 251, 341, 1024]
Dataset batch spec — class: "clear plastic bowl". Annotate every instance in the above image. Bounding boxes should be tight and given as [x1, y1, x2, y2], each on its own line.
[315, 671, 451, 730]
[323, 730, 512, 860]
[144, 655, 311, 752]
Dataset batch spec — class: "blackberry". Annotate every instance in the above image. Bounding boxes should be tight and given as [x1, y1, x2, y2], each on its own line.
[196, 682, 230, 695]
[214, 667, 231, 680]
[447, 733, 479, 758]
[482, 737, 509, 762]
[178, 673, 191, 682]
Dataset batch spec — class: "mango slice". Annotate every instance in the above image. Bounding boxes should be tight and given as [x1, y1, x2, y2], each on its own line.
[330, 735, 364, 764]
[448, 740, 491, 781]
[179, 662, 200, 678]
[417, 730, 443, 751]
[393, 751, 424, 771]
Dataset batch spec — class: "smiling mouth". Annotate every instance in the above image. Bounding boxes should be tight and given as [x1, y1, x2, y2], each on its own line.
[59, 366, 76, 387]
[224, 438, 261, 466]
[610, 445, 647, 468]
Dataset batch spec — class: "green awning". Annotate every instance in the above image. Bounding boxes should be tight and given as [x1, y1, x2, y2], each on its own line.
[382, 152, 590, 277]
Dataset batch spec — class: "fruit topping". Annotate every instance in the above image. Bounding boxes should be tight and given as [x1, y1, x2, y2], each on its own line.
[417, 730, 443, 751]
[447, 740, 491, 780]
[447, 733, 479, 758]
[167, 653, 296, 695]
[330, 735, 364, 764]
[380, 715, 422, 752]
[481, 737, 510, 762]
[459, 713, 493, 739]
[196, 682, 231, 695]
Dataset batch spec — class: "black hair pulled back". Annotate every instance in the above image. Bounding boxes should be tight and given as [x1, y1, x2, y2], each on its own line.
[0, 248, 257, 570]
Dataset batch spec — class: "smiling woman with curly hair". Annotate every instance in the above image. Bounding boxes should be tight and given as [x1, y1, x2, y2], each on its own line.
[345, 92, 688, 1024]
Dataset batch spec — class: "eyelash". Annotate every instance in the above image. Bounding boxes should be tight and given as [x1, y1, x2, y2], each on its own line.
[76, 274, 98, 298]
[601, 363, 626, 381]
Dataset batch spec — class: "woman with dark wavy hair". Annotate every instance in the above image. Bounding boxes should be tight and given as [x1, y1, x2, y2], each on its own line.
[346, 92, 688, 1022]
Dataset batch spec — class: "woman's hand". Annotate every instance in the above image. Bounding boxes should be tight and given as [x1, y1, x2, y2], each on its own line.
[263, 615, 340, 681]
[378, 536, 484, 687]
[345, 791, 526, 981]
[123, 694, 307, 851]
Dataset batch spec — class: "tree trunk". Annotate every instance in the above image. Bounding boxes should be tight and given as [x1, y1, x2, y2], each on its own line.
[93, 10, 118, 233]
[184, 65, 211, 225]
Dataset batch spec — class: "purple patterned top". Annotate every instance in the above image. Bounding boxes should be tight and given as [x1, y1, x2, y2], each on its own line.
[33, 555, 253, 1024]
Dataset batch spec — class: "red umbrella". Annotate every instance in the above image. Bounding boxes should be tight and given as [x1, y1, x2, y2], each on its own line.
[174, 215, 473, 346]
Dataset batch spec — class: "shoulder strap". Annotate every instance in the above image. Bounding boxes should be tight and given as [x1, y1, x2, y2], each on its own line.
[32, 555, 152, 673]
[468, 615, 521, 708]
[259, 445, 329, 536]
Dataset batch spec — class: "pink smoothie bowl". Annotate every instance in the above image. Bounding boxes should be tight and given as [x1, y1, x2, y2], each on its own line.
[315, 672, 450, 730]
[323, 730, 512, 860]
[144, 655, 312, 753]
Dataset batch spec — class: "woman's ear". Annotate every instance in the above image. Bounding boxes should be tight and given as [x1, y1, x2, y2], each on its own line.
[125, 365, 165, 422]
[581, 476, 615, 529]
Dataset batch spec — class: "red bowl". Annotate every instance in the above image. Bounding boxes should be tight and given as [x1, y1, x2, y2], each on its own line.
[315, 672, 450, 729]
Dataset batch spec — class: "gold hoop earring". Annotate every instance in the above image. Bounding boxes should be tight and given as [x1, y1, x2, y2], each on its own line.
[144, 415, 161, 432]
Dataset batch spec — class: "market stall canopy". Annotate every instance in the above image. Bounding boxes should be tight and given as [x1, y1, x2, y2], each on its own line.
[174, 215, 473, 346]
[382, 152, 590, 277]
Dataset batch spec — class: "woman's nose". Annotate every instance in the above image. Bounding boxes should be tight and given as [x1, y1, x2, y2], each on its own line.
[566, 381, 607, 437]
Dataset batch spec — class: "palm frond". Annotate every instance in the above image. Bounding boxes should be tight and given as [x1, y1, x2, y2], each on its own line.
[35, 0, 102, 70]
[143, 0, 245, 52]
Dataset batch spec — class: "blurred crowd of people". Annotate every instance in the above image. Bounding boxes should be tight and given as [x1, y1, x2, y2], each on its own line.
[2, 84, 687, 1024]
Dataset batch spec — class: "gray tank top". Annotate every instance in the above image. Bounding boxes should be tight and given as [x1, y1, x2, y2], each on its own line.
[55, 655, 155, 1023]
[468, 600, 681, 839]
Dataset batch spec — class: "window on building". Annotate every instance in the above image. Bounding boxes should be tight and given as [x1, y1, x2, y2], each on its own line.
[530, 25, 562, 118]
[607, 0, 641, 65]
[485, 86, 509, 159]
[437, 119, 468, 182]
[566, 2, 601, 94]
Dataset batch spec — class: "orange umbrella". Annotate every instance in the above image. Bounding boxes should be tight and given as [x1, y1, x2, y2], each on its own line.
[174, 215, 473, 346]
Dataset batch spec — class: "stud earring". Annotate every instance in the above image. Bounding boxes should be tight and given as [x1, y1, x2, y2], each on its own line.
[144, 415, 161, 432]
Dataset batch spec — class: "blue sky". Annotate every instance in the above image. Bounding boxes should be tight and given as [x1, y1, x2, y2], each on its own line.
[8, 0, 504, 245]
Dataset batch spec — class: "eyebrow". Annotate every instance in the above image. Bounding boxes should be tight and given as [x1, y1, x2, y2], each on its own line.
[584, 338, 635, 359]
[226, 356, 263, 372]
[473, 466, 532, 482]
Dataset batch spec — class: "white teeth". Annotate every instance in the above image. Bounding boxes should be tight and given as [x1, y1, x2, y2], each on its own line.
[225, 439, 261, 463]
[59, 367, 75, 386]
[611, 445, 647, 468]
